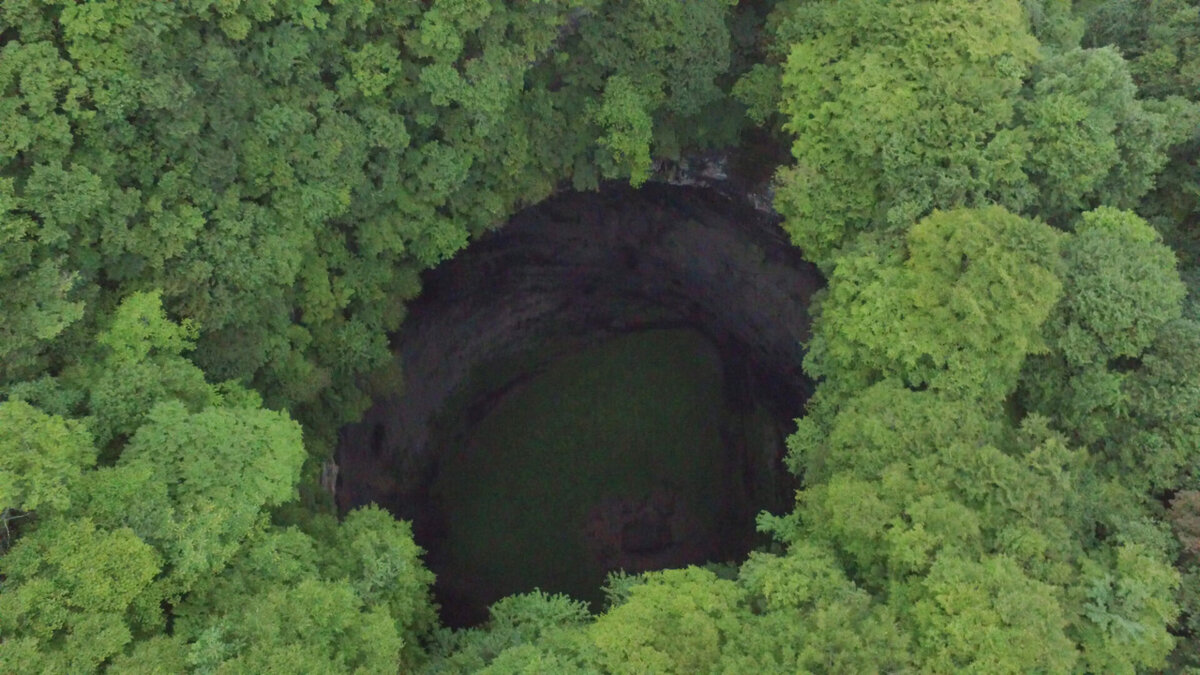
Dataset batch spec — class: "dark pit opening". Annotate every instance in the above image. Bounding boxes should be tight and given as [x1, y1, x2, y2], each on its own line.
[336, 183, 823, 627]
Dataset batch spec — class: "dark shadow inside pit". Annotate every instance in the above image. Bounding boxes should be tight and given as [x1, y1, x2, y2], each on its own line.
[335, 183, 823, 627]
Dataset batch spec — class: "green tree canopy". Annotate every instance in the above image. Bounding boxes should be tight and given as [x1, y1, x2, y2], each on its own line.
[2, 0, 1199, 670]
[768, 0, 1038, 264]
[0, 400, 94, 519]
[0, 518, 161, 673]
[804, 207, 1061, 404]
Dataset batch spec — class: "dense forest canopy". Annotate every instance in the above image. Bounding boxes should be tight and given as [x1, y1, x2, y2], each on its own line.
[1, 0, 1199, 672]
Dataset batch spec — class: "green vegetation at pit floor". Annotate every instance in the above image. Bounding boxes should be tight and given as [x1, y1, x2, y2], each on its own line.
[2, 0, 1200, 672]
[433, 329, 731, 612]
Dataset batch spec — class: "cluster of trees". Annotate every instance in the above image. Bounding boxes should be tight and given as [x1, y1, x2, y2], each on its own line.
[2, 292, 436, 672]
[2, 0, 1198, 672]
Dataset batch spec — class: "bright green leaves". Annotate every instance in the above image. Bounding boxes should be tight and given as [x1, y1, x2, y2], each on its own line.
[1076, 544, 1181, 673]
[0, 284, 439, 671]
[348, 42, 403, 99]
[910, 554, 1076, 674]
[796, 470, 985, 582]
[1024, 316, 1200, 494]
[0, 0, 749, 444]
[166, 512, 435, 671]
[113, 402, 304, 593]
[183, 579, 404, 674]
[792, 380, 999, 486]
[17, 292, 306, 609]
[325, 505, 438, 648]
[0, 400, 95, 517]
[434, 554, 912, 674]
[737, 544, 912, 673]
[785, 213, 1191, 670]
[122, 402, 304, 510]
[806, 207, 1061, 403]
[1051, 208, 1185, 366]
[0, 519, 159, 630]
[770, 0, 1038, 264]
[428, 591, 596, 672]
[765, 0, 1190, 266]
[87, 292, 216, 447]
[792, 207, 1069, 604]
[593, 76, 655, 187]
[98, 290, 199, 363]
[0, 1, 1194, 671]
[0, 518, 161, 673]
[1020, 58, 1122, 219]
[789, 404, 1075, 583]
[588, 567, 746, 674]
[1018, 209, 1198, 491]
[1020, 48, 1187, 222]
[784, 378, 1178, 671]
[900, 209, 1061, 397]
[786, 201, 1190, 669]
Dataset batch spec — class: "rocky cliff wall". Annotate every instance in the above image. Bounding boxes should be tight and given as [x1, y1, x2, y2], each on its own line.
[335, 182, 822, 536]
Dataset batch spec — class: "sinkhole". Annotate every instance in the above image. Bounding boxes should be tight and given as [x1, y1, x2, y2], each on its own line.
[335, 183, 823, 626]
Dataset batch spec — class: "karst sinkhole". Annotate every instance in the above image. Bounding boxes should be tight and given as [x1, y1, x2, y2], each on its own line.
[335, 183, 823, 627]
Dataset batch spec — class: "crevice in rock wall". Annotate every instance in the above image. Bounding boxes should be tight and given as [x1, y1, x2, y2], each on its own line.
[336, 183, 822, 626]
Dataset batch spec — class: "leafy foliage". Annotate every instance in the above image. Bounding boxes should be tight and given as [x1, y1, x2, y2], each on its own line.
[0, 400, 94, 518]
[0, 294, 434, 671]
[804, 207, 1062, 403]
[1049, 208, 1185, 366]
[754, 0, 1194, 267]
[0, 518, 161, 673]
[1020, 47, 1189, 223]
[765, 0, 1039, 264]
[1082, 0, 1200, 99]
[2, 0, 1200, 670]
